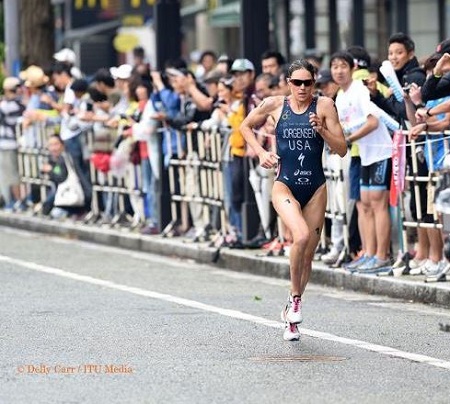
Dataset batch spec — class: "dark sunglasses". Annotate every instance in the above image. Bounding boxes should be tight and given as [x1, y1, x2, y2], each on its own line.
[289, 79, 314, 87]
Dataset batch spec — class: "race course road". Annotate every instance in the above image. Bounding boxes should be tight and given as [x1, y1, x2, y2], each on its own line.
[1, 227, 450, 404]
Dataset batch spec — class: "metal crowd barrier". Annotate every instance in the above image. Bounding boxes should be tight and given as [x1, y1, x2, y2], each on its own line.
[16, 121, 58, 207]
[83, 126, 145, 228]
[161, 128, 226, 242]
[391, 130, 450, 274]
[322, 151, 351, 266]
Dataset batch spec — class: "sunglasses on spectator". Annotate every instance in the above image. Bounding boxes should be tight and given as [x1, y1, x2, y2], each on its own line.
[289, 79, 314, 87]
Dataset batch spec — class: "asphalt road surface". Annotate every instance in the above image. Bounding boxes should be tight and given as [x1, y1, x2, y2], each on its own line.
[1, 226, 450, 404]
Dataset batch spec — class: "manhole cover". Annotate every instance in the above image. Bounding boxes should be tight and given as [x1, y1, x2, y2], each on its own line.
[249, 355, 347, 363]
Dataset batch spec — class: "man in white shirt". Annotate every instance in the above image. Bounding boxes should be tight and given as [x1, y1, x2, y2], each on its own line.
[331, 50, 393, 272]
[51, 62, 86, 173]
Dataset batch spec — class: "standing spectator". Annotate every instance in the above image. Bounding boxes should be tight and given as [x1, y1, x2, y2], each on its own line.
[165, 68, 211, 238]
[368, 33, 425, 121]
[366, 33, 427, 275]
[228, 58, 256, 245]
[195, 50, 217, 82]
[216, 54, 233, 75]
[0, 77, 25, 209]
[304, 49, 324, 72]
[332, 51, 393, 272]
[200, 76, 237, 237]
[132, 81, 161, 235]
[261, 50, 286, 76]
[202, 70, 224, 101]
[314, 69, 348, 265]
[131, 46, 151, 81]
[404, 54, 449, 280]
[51, 62, 88, 176]
[53, 47, 83, 79]
[345, 44, 391, 264]
[420, 39, 450, 103]
[253, 73, 276, 104]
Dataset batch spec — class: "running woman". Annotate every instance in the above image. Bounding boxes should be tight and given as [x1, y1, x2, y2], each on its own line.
[240, 59, 347, 341]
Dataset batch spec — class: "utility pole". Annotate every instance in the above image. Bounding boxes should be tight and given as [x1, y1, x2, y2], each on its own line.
[154, 0, 181, 70]
[4, 0, 20, 75]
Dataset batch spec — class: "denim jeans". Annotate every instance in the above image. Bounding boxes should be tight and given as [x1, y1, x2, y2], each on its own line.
[141, 157, 158, 225]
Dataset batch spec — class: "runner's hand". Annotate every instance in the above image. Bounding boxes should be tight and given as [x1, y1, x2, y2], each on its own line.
[258, 150, 279, 169]
[309, 112, 324, 135]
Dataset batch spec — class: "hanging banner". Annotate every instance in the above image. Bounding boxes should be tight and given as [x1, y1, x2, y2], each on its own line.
[390, 129, 406, 207]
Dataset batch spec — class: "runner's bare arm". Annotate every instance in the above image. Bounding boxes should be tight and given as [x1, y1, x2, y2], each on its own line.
[240, 96, 282, 169]
[315, 97, 347, 157]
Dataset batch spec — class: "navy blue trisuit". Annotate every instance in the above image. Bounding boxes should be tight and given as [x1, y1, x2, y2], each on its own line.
[274, 96, 325, 208]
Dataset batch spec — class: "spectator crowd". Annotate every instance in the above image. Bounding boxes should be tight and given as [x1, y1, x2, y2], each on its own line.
[0, 35, 450, 282]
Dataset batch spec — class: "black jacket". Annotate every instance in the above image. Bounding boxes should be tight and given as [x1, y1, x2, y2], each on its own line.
[421, 72, 450, 103]
[371, 57, 426, 122]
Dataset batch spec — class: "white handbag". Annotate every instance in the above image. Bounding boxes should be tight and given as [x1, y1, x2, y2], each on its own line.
[54, 153, 85, 207]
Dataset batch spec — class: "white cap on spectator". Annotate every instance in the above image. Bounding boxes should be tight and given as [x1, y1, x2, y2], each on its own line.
[70, 66, 83, 79]
[54, 48, 76, 65]
[230, 58, 255, 73]
[3, 77, 21, 91]
[110, 64, 133, 80]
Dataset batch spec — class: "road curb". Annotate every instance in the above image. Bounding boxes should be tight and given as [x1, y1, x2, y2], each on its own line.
[1, 212, 449, 308]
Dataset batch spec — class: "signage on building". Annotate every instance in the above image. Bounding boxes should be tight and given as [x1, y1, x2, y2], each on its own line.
[71, 0, 154, 28]
[122, 0, 155, 26]
[71, 0, 120, 29]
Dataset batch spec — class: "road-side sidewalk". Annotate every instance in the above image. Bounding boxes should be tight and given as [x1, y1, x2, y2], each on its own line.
[1, 211, 450, 308]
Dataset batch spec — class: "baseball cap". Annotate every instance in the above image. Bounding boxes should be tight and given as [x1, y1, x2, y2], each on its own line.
[3, 77, 21, 91]
[53, 48, 76, 65]
[110, 64, 133, 80]
[436, 38, 450, 55]
[217, 54, 230, 63]
[316, 69, 333, 85]
[230, 58, 255, 73]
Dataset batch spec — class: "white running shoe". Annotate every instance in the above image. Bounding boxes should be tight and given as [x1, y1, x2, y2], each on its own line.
[281, 294, 303, 324]
[409, 258, 429, 275]
[283, 322, 300, 341]
[425, 261, 449, 282]
[321, 248, 340, 265]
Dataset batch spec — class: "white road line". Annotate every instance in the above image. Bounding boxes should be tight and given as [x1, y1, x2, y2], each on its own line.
[2, 226, 450, 318]
[2, 253, 450, 371]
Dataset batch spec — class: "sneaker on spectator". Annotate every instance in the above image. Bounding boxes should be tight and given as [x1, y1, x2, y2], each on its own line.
[141, 224, 159, 235]
[357, 257, 391, 273]
[244, 234, 269, 249]
[424, 261, 449, 282]
[50, 207, 68, 220]
[3, 200, 15, 212]
[313, 246, 327, 261]
[409, 258, 429, 275]
[283, 322, 300, 341]
[321, 247, 340, 265]
[344, 254, 370, 272]
[281, 293, 303, 324]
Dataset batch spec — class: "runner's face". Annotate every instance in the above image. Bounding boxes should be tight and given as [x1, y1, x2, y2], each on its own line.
[288, 68, 315, 101]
